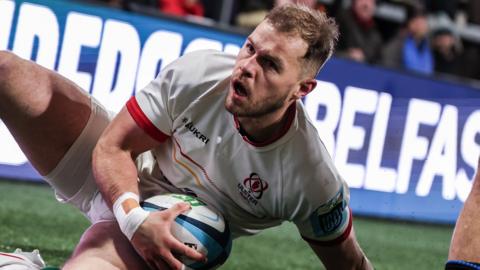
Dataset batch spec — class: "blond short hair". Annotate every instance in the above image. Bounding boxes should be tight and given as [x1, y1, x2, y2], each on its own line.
[265, 4, 339, 77]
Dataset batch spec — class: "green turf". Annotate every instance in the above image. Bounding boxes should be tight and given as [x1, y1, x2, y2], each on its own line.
[0, 181, 454, 269]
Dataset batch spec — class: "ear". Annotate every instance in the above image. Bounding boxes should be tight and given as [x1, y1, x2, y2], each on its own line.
[293, 79, 317, 99]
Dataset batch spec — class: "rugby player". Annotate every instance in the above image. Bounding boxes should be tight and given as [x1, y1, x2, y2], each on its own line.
[0, 4, 372, 269]
[447, 159, 480, 270]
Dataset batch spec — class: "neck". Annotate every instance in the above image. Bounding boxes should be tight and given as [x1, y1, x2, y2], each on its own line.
[236, 103, 295, 143]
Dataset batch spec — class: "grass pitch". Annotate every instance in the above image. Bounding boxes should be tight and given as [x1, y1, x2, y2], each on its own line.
[0, 180, 453, 269]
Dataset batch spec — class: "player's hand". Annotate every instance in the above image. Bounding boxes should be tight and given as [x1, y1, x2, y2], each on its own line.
[130, 202, 206, 270]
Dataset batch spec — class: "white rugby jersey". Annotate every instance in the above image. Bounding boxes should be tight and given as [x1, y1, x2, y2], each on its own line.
[127, 50, 352, 245]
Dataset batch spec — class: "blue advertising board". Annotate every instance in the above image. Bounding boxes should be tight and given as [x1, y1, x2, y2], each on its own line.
[1, 0, 479, 224]
[311, 59, 480, 223]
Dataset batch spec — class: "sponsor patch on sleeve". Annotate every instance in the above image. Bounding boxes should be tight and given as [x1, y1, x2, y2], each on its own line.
[309, 188, 348, 237]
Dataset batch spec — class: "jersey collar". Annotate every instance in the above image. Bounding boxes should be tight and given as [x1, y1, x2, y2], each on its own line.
[233, 102, 297, 147]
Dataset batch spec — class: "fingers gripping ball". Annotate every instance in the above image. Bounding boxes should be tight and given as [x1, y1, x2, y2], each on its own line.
[141, 194, 232, 270]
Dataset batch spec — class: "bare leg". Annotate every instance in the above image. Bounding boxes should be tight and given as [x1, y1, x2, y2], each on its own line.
[0, 50, 91, 175]
[0, 51, 162, 269]
[64, 222, 162, 270]
[448, 160, 480, 262]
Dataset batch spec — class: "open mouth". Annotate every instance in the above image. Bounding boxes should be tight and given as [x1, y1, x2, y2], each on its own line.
[233, 80, 248, 97]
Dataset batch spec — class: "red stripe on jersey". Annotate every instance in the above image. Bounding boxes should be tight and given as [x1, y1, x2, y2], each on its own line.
[0, 252, 26, 261]
[301, 210, 353, 247]
[126, 96, 169, 142]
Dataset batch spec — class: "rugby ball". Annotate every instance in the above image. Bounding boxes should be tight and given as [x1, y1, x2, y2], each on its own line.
[141, 194, 232, 270]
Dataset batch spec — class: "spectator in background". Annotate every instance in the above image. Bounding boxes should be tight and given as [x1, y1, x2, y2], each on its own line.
[234, 0, 275, 29]
[460, 0, 480, 81]
[335, 0, 383, 64]
[467, 0, 480, 25]
[431, 27, 462, 77]
[423, 0, 458, 19]
[158, 0, 204, 17]
[97, 0, 124, 9]
[202, 0, 236, 25]
[276, 0, 328, 13]
[234, 0, 326, 29]
[381, 2, 433, 75]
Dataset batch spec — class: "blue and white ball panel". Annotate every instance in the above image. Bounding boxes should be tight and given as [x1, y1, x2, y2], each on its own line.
[173, 214, 232, 269]
[141, 194, 232, 270]
[297, 188, 351, 242]
[143, 194, 226, 231]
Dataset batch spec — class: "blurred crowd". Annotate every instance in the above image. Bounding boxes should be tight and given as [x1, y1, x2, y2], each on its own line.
[96, 0, 480, 82]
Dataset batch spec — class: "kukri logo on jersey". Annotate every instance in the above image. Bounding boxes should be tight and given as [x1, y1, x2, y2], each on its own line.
[182, 118, 210, 144]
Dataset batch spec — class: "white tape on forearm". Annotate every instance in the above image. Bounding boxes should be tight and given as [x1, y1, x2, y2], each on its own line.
[113, 192, 150, 240]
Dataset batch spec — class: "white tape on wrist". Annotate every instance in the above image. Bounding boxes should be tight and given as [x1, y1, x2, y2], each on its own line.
[113, 192, 150, 240]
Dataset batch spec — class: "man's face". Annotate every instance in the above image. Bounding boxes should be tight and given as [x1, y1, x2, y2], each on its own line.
[225, 21, 309, 118]
[353, 0, 376, 21]
[408, 15, 429, 39]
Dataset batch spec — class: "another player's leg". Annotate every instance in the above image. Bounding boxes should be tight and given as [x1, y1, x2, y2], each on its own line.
[447, 159, 480, 269]
[0, 50, 91, 177]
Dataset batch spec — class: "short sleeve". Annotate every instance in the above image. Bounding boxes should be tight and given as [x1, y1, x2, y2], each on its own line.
[126, 96, 170, 142]
[126, 50, 235, 142]
[296, 183, 352, 246]
[285, 139, 353, 246]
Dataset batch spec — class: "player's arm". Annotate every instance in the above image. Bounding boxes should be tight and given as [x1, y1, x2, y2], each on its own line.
[93, 106, 160, 207]
[307, 229, 373, 270]
[92, 106, 204, 270]
[295, 177, 372, 269]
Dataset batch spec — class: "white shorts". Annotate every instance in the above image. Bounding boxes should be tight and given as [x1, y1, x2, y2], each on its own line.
[43, 97, 116, 223]
[42, 97, 175, 223]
